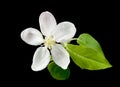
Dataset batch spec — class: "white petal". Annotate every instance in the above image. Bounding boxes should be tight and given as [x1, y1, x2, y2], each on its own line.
[53, 22, 76, 42]
[51, 44, 70, 69]
[39, 11, 57, 37]
[21, 28, 43, 46]
[31, 47, 50, 71]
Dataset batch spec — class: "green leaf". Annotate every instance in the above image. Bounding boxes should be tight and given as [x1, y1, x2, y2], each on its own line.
[66, 44, 112, 70]
[77, 33, 103, 54]
[48, 62, 70, 80]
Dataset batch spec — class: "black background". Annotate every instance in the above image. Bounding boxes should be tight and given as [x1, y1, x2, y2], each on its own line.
[15, 1, 119, 86]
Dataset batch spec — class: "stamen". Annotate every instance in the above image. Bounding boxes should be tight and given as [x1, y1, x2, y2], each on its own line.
[44, 35, 56, 49]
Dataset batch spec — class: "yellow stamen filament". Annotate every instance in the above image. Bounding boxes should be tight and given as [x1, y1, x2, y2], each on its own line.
[44, 35, 56, 49]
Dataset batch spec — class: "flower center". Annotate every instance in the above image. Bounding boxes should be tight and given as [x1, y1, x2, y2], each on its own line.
[44, 35, 56, 49]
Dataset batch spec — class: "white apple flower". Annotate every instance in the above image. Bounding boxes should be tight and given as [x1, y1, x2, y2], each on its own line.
[21, 11, 76, 71]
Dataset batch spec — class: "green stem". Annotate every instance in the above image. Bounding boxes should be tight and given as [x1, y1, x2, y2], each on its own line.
[61, 38, 78, 48]
[71, 38, 78, 41]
